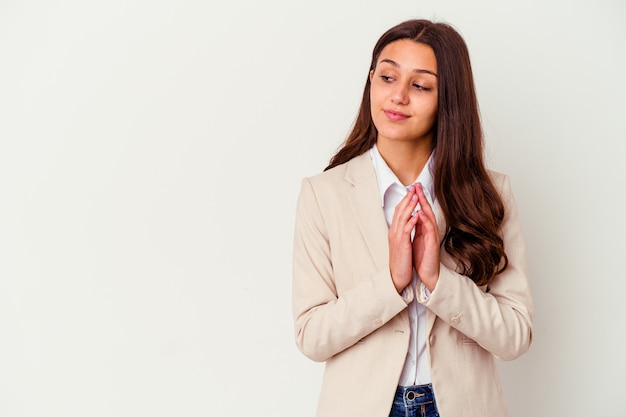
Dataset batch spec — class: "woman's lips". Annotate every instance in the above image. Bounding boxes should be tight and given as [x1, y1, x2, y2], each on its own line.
[384, 109, 410, 121]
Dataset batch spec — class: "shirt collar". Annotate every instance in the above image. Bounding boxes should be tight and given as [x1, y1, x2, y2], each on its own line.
[369, 143, 436, 207]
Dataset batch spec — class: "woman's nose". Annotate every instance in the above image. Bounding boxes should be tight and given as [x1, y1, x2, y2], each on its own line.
[391, 83, 409, 104]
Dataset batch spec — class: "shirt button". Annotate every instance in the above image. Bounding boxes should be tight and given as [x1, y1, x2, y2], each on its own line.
[374, 318, 382, 326]
[451, 315, 461, 325]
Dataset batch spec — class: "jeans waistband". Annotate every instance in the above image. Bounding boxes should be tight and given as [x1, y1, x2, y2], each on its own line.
[394, 384, 435, 404]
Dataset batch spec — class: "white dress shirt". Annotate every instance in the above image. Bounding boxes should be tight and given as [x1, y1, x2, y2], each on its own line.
[369, 144, 439, 386]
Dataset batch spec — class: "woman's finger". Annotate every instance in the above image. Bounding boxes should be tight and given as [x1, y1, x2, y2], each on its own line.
[391, 185, 419, 229]
[415, 183, 437, 224]
[389, 185, 426, 244]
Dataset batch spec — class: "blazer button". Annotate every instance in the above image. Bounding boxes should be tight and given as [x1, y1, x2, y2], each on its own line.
[451, 315, 461, 325]
[374, 318, 382, 326]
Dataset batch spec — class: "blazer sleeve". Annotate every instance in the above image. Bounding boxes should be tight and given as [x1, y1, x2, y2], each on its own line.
[292, 178, 409, 362]
[417, 174, 534, 360]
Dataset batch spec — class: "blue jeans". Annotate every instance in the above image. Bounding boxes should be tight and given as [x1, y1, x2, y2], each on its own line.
[389, 384, 439, 417]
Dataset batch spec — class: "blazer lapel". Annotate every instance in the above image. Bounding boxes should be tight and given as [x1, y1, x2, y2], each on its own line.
[344, 153, 390, 272]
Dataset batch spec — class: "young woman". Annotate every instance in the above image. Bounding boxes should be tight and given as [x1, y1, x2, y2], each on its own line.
[292, 19, 533, 417]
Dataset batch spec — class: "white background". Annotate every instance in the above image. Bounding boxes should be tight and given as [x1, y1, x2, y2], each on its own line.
[1, 0, 625, 416]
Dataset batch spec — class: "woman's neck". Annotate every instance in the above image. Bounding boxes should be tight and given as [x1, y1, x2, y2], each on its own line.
[376, 138, 433, 186]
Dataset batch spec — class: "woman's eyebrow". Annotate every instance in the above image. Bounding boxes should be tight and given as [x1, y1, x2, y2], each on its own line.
[379, 58, 438, 77]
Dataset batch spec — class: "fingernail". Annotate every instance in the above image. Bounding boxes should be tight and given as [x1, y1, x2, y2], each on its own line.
[411, 194, 417, 201]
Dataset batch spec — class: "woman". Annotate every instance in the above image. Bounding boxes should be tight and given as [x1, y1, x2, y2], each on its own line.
[292, 19, 533, 417]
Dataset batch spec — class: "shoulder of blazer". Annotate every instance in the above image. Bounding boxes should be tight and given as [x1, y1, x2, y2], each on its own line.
[486, 168, 506, 184]
[307, 152, 375, 190]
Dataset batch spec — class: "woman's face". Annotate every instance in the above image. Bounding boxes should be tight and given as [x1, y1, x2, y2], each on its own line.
[369, 39, 438, 146]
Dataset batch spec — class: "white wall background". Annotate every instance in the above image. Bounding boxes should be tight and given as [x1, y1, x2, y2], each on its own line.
[1, 0, 625, 416]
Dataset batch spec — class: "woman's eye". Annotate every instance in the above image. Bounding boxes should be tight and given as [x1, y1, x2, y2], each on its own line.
[413, 83, 427, 90]
[380, 75, 393, 82]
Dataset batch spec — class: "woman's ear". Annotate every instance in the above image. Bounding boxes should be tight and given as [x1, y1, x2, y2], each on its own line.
[369, 69, 374, 82]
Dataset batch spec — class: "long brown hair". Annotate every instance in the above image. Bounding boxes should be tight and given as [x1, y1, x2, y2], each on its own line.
[326, 19, 507, 286]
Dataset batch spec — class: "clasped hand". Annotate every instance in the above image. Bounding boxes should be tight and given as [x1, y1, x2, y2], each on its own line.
[388, 184, 440, 293]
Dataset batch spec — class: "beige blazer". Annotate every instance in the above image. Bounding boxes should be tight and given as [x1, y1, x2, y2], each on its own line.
[292, 152, 533, 417]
